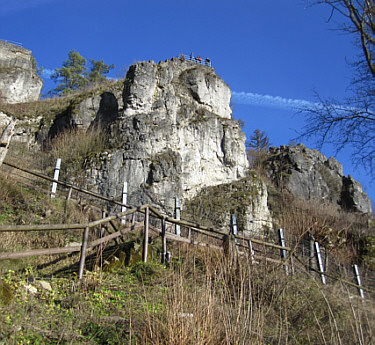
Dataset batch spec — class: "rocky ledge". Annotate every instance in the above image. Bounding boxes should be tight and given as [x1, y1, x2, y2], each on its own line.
[265, 144, 372, 213]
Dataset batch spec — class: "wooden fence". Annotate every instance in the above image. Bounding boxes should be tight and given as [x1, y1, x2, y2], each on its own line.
[0, 160, 374, 297]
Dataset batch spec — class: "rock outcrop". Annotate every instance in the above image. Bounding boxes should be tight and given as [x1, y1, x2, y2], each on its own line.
[85, 59, 249, 212]
[184, 173, 272, 238]
[266, 144, 372, 213]
[46, 81, 124, 140]
[0, 41, 43, 103]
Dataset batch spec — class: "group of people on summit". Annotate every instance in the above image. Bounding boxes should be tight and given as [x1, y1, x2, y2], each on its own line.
[180, 53, 211, 66]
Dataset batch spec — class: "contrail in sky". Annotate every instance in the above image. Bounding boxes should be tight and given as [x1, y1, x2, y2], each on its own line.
[231, 91, 317, 110]
[0, 0, 59, 16]
[231, 91, 373, 115]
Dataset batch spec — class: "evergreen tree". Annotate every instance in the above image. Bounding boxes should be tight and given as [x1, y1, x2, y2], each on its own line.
[51, 50, 88, 95]
[246, 129, 271, 169]
[246, 129, 270, 152]
[88, 59, 115, 84]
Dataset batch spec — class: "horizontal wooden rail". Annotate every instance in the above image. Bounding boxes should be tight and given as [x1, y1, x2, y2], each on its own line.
[0, 223, 144, 260]
[3, 161, 133, 209]
[4, 161, 372, 296]
[0, 207, 146, 232]
[147, 205, 292, 252]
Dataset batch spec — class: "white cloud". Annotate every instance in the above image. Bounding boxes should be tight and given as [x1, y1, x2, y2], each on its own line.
[231, 91, 373, 116]
[42, 68, 54, 77]
[0, 0, 60, 16]
[231, 91, 316, 110]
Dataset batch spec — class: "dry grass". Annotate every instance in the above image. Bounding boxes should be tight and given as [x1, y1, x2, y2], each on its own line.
[129, 245, 374, 344]
[47, 126, 109, 165]
[0, 101, 374, 343]
[0, 172, 374, 344]
[269, 191, 371, 265]
[1, 242, 373, 344]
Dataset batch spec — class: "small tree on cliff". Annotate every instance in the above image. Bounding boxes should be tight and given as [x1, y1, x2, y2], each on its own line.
[51, 50, 115, 95]
[88, 59, 115, 84]
[51, 50, 88, 95]
[246, 129, 271, 169]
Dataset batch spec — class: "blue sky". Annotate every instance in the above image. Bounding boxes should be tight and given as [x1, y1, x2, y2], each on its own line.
[0, 0, 373, 206]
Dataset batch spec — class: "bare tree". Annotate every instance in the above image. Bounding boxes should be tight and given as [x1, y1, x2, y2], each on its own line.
[300, 0, 375, 177]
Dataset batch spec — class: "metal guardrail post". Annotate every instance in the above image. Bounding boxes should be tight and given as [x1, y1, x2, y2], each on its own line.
[278, 228, 289, 275]
[175, 197, 181, 236]
[315, 242, 326, 284]
[143, 206, 149, 263]
[51, 158, 61, 199]
[231, 214, 239, 250]
[353, 264, 365, 299]
[161, 218, 167, 263]
[121, 182, 128, 225]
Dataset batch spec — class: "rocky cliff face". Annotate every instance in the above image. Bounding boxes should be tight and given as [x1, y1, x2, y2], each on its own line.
[266, 144, 372, 213]
[0, 41, 43, 104]
[85, 59, 249, 212]
[2, 55, 371, 235]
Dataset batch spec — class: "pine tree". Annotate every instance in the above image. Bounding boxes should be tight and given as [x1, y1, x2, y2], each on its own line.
[51, 50, 88, 95]
[246, 129, 271, 169]
[88, 59, 115, 84]
[246, 129, 270, 152]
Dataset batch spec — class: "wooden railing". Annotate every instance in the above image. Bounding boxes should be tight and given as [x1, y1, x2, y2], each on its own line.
[0, 160, 373, 296]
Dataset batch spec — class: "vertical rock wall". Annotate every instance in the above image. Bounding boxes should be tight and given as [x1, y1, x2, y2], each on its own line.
[85, 59, 249, 212]
[0, 41, 43, 103]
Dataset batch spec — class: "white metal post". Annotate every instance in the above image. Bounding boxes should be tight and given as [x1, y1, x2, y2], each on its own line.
[248, 239, 255, 264]
[278, 228, 289, 275]
[51, 158, 61, 199]
[315, 242, 326, 284]
[231, 214, 239, 249]
[121, 182, 128, 225]
[175, 197, 181, 236]
[353, 264, 365, 299]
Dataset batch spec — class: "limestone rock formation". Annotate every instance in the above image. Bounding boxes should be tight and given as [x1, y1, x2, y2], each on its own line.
[85, 59, 249, 212]
[184, 174, 272, 238]
[46, 81, 123, 139]
[0, 41, 43, 103]
[266, 144, 372, 213]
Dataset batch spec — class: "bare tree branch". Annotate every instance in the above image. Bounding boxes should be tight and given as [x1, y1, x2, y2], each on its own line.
[300, 1, 375, 177]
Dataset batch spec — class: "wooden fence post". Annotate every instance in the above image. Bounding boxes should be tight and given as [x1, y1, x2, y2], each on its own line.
[78, 227, 89, 279]
[66, 187, 73, 201]
[278, 228, 289, 275]
[51, 158, 61, 199]
[161, 218, 167, 263]
[143, 206, 149, 263]
[353, 264, 365, 299]
[101, 210, 106, 238]
[121, 182, 128, 225]
[315, 242, 326, 284]
[175, 197, 181, 236]
[309, 232, 316, 278]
